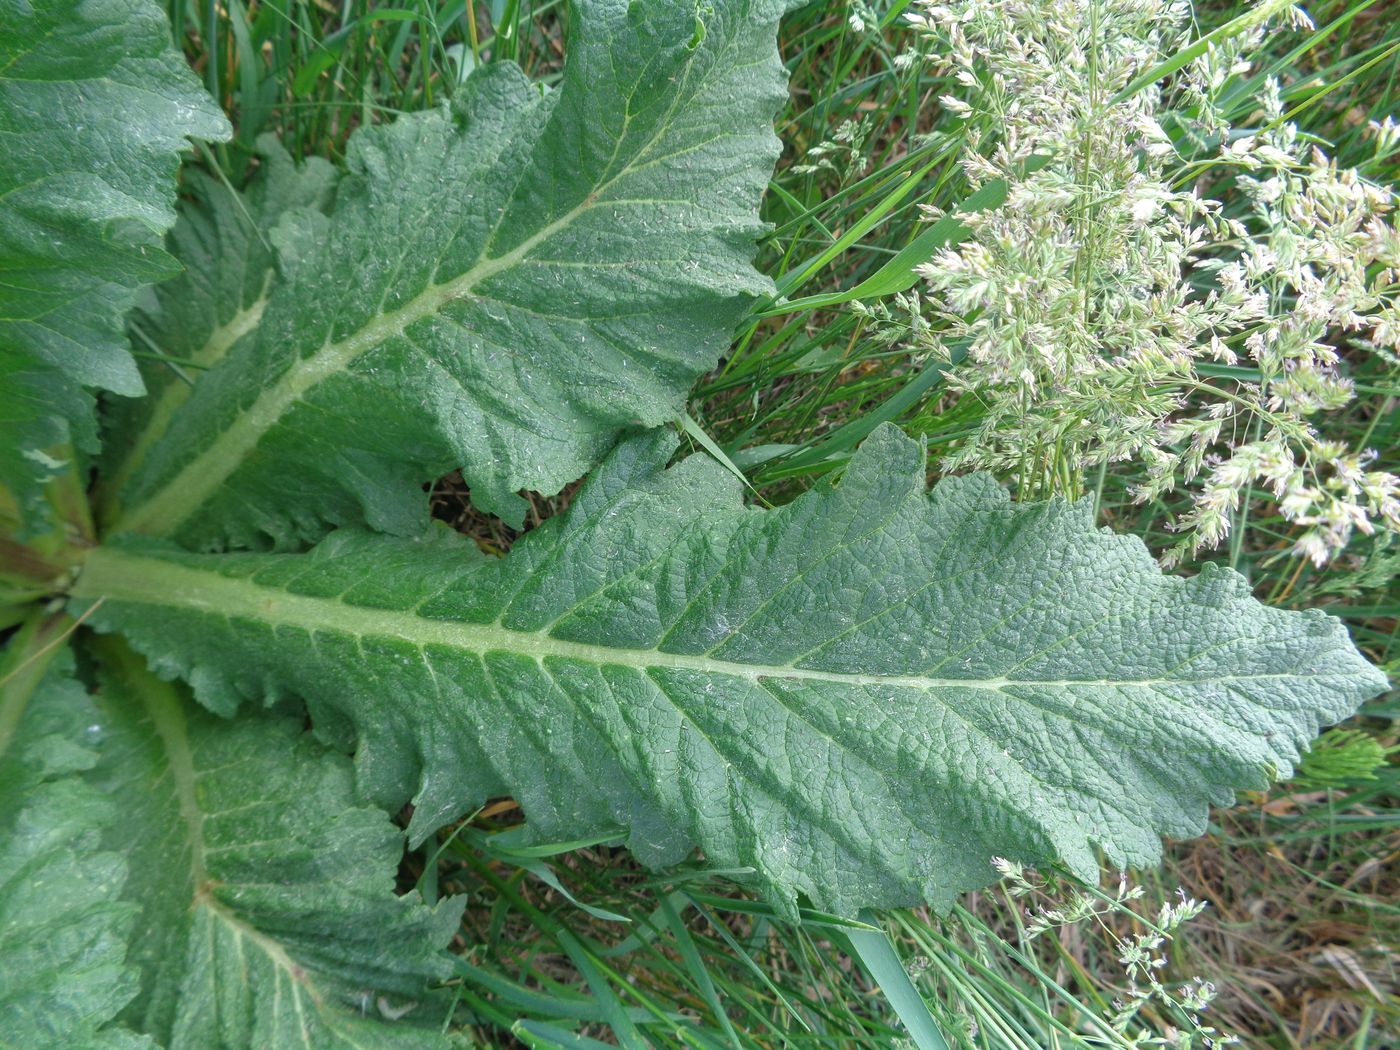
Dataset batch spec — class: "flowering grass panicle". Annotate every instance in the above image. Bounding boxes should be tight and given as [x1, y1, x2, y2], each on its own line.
[990, 859, 1238, 1047]
[904, 0, 1400, 565]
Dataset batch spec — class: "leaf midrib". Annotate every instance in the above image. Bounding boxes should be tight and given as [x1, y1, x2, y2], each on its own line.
[104, 638, 352, 1043]
[114, 39, 713, 541]
[110, 199, 586, 538]
[77, 546, 1323, 694]
[139, 666, 210, 892]
[103, 290, 271, 521]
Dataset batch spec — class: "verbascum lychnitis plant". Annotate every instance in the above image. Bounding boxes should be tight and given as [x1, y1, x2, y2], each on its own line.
[0, 0, 1387, 1046]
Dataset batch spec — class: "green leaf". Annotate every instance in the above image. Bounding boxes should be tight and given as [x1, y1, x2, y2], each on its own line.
[112, 0, 790, 545]
[0, 0, 229, 529]
[0, 623, 146, 1049]
[74, 425, 1386, 914]
[99, 138, 338, 520]
[84, 638, 464, 1048]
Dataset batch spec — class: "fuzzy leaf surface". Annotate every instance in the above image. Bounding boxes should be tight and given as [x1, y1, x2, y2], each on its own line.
[99, 139, 338, 518]
[0, 0, 229, 526]
[76, 425, 1387, 914]
[83, 639, 463, 1048]
[115, 0, 788, 545]
[0, 629, 146, 1049]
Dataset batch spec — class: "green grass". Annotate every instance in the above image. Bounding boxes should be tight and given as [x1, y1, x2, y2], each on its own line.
[162, 0, 1398, 1045]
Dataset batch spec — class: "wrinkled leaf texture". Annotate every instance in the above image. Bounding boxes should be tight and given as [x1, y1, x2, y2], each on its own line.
[0, 630, 147, 1049]
[99, 138, 338, 518]
[0, 0, 229, 528]
[0, 628, 463, 1049]
[114, 0, 790, 545]
[83, 639, 463, 1049]
[77, 425, 1388, 916]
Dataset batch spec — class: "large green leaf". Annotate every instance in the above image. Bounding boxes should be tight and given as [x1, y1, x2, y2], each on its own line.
[82, 638, 464, 1048]
[0, 0, 229, 527]
[75, 425, 1387, 914]
[0, 624, 146, 1049]
[99, 138, 338, 519]
[112, 0, 789, 546]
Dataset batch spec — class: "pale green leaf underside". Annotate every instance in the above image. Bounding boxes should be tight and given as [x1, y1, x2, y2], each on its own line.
[0, 0, 229, 527]
[85, 639, 463, 1049]
[114, 0, 788, 545]
[76, 425, 1386, 914]
[0, 636, 146, 1050]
